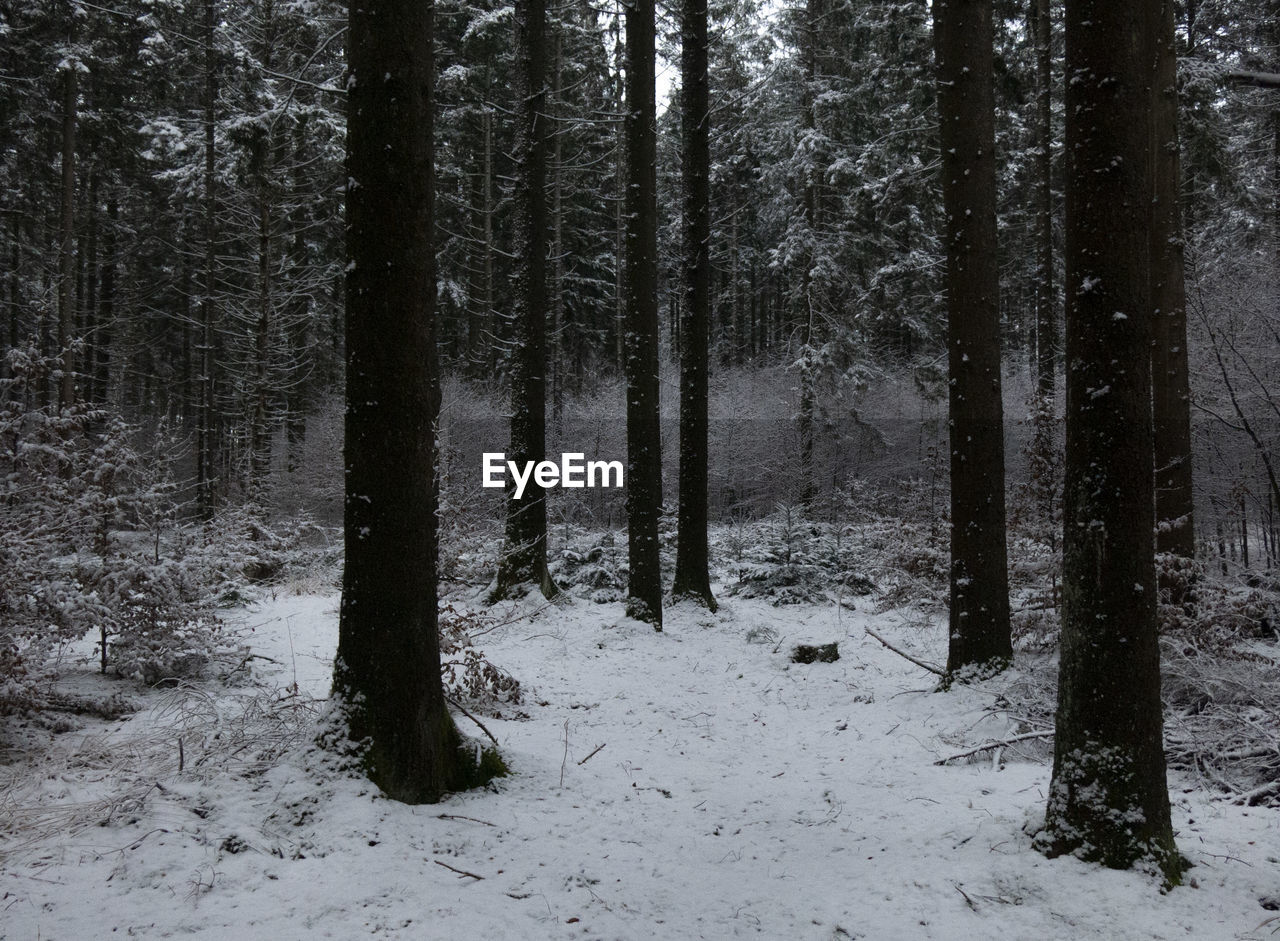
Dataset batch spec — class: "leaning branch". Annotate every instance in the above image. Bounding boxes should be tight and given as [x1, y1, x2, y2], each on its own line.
[1224, 69, 1280, 89]
[864, 627, 945, 676]
[446, 696, 500, 748]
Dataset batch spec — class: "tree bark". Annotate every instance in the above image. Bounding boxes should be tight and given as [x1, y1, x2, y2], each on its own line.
[1040, 0, 1183, 883]
[672, 0, 716, 611]
[1151, 0, 1195, 558]
[624, 0, 663, 628]
[934, 0, 1012, 677]
[493, 0, 558, 600]
[335, 0, 477, 803]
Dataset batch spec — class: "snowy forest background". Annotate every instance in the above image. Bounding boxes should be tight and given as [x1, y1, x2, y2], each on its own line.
[3, 0, 1280, 936]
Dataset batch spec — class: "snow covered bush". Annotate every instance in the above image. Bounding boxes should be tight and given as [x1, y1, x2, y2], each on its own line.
[0, 348, 242, 705]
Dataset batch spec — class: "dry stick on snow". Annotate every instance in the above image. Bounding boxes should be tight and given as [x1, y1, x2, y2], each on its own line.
[577, 743, 606, 766]
[863, 627, 945, 676]
[437, 814, 498, 827]
[559, 718, 570, 787]
[445, 696, 500, 748]
[434, 859, 485, 880]
[935, 729, 1056, 765]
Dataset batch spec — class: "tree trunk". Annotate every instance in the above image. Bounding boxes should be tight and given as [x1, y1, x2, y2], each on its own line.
[58, 9, 78, 411]
[1151, 0, 1195, 558]
[550, 31, 566, 425]
[197, 0, 218, 519]
[1032, 0, 1055, 399]
[623, 0, 663, 628]
[82, 167, 99, 405]
[672, 0, 716, 611]
[335, 0, 479, 804]
[934, 0, 1012, 677]
[494, 0, 558, 600]
[1040, 0, 1183, 883]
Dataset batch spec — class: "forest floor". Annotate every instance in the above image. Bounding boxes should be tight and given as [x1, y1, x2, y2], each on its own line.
[2, 581, 1279, 940]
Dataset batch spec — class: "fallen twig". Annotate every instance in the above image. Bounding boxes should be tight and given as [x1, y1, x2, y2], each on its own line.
[434, 859, 484, 880]
[577, 743, 606, 766]
[436, 814, 497, 827]
[864, 627, 945, 676]
[935, 730, 1055, 765]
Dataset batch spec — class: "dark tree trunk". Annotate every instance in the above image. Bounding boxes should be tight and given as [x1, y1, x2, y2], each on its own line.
[335, 0, 477, 804]
[624, 0, 663, 628]
[1039, 0, 1183, 883]
[1031, 0, 1055, 399]
[550, 31, 565, 427]
[672, 0, 716, 611]
[796, 0, 821, 510]
[1151, 0, 1195, 558]
[58, 9, 78, 411]
[934, 0, 1012, 677]
[493, 0, 557, 600]
[197, 0, 218, 519]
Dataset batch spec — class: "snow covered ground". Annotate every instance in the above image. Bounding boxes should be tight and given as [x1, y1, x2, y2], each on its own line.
[3, 587, 1278, 940]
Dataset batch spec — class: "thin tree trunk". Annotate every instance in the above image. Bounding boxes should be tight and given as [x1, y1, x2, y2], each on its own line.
[672, 0, 715, 610]
[58, 9, 79, 411]
[623, 0, 663, 628]
[83, 168, 99, 405]
[1032, 0, 1055, 399]
[1151, 0, 1195, 558]
[197, 0, 218, 519]
[934, 0, 1012, 677]
[483, 108, 496, 375]
[494, 0, 557, 600]
[797, 0, 820, 510]
[550, 31, 566, 425]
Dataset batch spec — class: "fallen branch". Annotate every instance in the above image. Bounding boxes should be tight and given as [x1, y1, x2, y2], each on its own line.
[436, 814, 497, 827]
[935, 729, 1055, 765]
[446, 696, 500, 748]
[434, 859, 484, 880]
[864, 627, 945, 676]
[1231, 779, 1280, 806]
[577, 743, 606, 766]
